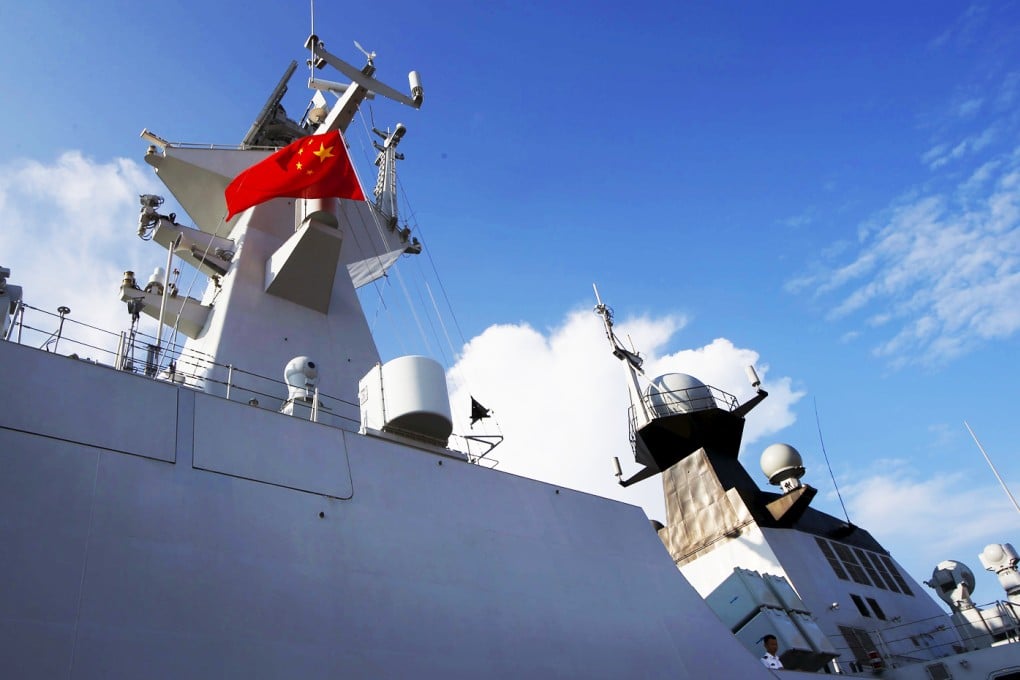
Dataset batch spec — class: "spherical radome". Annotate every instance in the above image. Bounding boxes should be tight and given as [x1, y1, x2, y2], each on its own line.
[760, 443, 805, 485]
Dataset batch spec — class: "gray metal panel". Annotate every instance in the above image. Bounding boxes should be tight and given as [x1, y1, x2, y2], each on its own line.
[735, 607, 812, 670]
[763, 572, 809, 613]
[662, 448, 751, 565]
[192, 392, 353, 498]
[706, 567, 783, 630]
[0, 429, 99, 679]
[0, 341, 177, 463]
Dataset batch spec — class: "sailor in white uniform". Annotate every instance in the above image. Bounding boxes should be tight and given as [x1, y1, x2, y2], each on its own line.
[760, 634, 784, 670]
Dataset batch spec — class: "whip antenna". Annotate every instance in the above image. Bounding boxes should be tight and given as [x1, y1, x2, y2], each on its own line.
[815, 398, 851, 524]
[965, 420, 1020, 517]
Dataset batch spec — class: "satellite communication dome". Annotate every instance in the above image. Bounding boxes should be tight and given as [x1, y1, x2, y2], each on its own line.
[644, 373, 715, 416]
[760, 443, 806, 491]
[926, 560, 980, 612]
[980, 543, 1020, 573]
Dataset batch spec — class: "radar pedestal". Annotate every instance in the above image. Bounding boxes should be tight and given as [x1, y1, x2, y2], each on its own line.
[980, 543, 1020, 606]
[926, 560, 997, 651]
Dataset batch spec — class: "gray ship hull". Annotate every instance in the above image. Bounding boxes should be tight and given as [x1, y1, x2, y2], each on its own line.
[0, 340, 775, 678]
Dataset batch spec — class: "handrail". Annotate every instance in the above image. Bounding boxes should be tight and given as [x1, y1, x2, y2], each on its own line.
[625, 383, 741, 449]
[2, 300, 486, 459]
[823, 599, 1020, 669]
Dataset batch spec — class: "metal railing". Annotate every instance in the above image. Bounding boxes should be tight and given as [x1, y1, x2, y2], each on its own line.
[3, 301, 500, 464]
[824, 600, 1020, 671]
[626, 383, 740, 449]
[2, 303, 360, 433]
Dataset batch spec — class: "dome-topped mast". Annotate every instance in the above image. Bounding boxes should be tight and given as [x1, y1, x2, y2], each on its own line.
[593, 287, 769, 487]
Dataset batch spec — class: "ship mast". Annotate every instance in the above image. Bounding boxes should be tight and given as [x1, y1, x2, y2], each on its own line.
[593, 284, 654, 429]
[126, 36, 427, 419]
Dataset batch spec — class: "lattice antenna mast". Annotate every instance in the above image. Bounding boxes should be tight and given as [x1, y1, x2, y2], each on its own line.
[593, 284, 653, 425]
[372, 124, 406, 226]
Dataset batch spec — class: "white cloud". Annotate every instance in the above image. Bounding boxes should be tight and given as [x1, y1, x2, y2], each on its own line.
[996, 72, 1020, 109]
[956, 97, 983, 117]
[928, 4, 989, 51]
[447, 308, 804, 522]
[790, 144, 1020, 367]
[922, 126, 998, 170]
[838, 461, 1020, 594]
[780, 210, 814, 229]
[0, 152, 170, 361]
[961, 160, 1002, 195]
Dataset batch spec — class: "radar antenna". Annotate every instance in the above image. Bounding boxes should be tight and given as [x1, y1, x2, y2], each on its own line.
[241, 60, 306, 148]
[306, 36, 424, 112]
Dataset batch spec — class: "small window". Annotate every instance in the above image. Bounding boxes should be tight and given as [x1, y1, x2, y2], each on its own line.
[816, 537, 849, 581]
[850, 594, 870, 617]
[879, 554, 913, 595]
[834, 543, 872, 585]
[815, 537, 915, 596]
[866, 597, 886, 620]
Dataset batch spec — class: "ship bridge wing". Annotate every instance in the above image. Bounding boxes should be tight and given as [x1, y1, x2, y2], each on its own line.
[335, 198, 419, 287]
[143, 145, 416, 289]
[144, 146, 273, 235]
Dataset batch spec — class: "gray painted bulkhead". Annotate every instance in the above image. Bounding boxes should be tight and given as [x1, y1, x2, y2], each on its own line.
[0, 341, 778, 678]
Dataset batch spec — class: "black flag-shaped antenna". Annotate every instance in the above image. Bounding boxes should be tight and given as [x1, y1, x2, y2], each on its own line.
[470, 396, 491, 428]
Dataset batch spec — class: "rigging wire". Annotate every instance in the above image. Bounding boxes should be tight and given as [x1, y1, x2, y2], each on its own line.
[390, 159, 505, 448]
[348, 107, 441, 359]
[397, 180, 468, 349]
[341, 114, 504, 448]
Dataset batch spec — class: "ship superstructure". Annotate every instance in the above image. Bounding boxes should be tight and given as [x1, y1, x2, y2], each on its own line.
[0, 35, 785, 679]
[598, 293, 1020, 678]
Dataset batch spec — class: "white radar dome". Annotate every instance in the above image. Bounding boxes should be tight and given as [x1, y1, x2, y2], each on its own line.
[284, 356, 319, 400]
[927, 560, 976, 607]
[760, 443, 806, 491]
[980, 543, 1020, 572]
[644, 373, 715, 416]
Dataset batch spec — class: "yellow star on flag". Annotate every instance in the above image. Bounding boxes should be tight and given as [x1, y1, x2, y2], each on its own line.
[313, 143, 335, 162]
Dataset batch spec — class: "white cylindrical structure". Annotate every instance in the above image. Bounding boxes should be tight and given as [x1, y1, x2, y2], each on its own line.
[359, 355, 452, 444]
[296, 197, 339, 230]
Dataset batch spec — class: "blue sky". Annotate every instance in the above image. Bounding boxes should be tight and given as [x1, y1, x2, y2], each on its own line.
[2, 2, 1019, 603]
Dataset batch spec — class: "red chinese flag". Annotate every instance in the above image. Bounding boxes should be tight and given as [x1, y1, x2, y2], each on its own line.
[224, 129, 366, 220]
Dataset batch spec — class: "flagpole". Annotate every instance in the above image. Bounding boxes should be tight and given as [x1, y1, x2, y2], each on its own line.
[965, 420, 1020, 517]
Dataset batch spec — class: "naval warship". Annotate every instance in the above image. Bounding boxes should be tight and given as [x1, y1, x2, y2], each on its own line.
[2, 33, 1020, 679]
